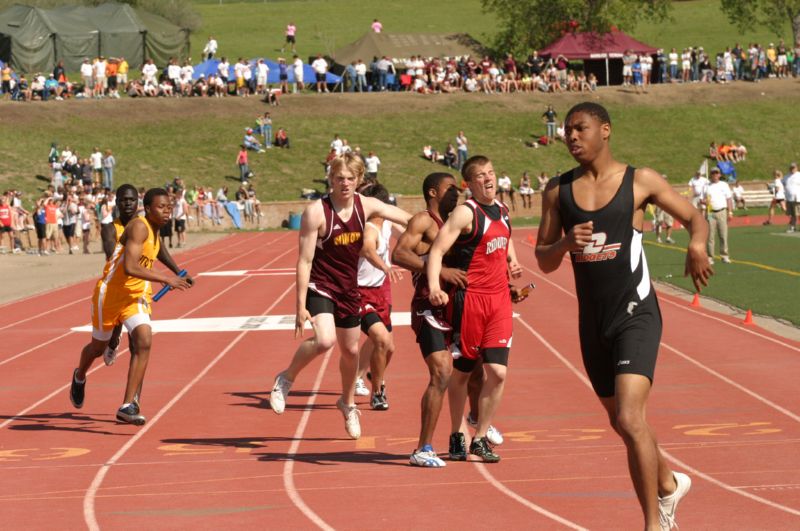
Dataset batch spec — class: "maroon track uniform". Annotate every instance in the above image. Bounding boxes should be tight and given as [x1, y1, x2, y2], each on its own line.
[308, 194, 365, 325]
[411, 210, 452, 356]
[449, 199, 513, 364]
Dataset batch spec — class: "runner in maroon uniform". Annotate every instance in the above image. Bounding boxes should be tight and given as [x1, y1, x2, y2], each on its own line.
[393, 172, 465, 466]
[269, 153, 411, 440]
[427, 156, 523, 462]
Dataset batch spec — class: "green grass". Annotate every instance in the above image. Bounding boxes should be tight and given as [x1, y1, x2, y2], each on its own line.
[643, 224, 800, 325]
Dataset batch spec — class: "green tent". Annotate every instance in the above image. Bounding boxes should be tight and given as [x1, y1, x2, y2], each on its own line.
[0, 2, 189, 73]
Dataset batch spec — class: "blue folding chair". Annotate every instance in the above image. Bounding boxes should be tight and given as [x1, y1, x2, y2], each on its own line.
[717, 161, 737, 182]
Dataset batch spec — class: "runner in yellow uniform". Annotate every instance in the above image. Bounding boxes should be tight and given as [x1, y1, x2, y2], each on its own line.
[70, 188, 192, 425]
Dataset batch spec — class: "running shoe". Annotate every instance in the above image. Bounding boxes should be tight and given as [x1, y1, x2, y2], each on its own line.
[269, 371, 292, 414]
[469, 437, 501, 463]
[466, 412, 504, 446]
[103, 345, 118, 366]
[409, 444, 446, 467]
[69, 369, 85, 409]
[659, 472, 691, 531]
[665, 237, 675, 244]
[116, 403, 146, 426]
[336, 398, 361, 439]
[370, 389, 389, 411]
[354, 377, 370, 396]
[448, 432, 468, 461]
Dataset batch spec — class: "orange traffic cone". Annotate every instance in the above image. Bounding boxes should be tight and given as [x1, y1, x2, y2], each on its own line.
[527, 234, 535, 244]
[690, 293, 700, 307]
[743, 309, 754, 325]
[743, 216, 751, 225]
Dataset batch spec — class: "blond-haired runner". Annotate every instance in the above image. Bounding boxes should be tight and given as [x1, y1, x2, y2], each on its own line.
[70, 188, 192, 425]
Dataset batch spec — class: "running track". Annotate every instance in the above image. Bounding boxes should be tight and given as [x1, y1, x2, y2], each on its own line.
[1, 231, 798, 529]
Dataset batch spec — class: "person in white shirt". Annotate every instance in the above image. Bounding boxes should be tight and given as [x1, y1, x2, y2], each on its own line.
[293, 55, 305, 93]
[354, 59, 367, 92]
[180, 60, 194, 96]
[311, 54, 329, 93]
[764, 169, 786, 225]
[256, 59, 269, 94]
[668, 48, 679, 81]
[90, 147, 103, 184]
[688, 170, 709, 210]
[80, 59, 94, 97]
[365, 151, 381, 179]
[217, 57, 230, 87]
[203, 36, 218, 61]
[93, 57, 107, 97]
[704, 168, 733, 263]
[330, 134, 343, 155]
[497, 172, 516, 211]
[784, 162, 800, 232]
[141, 59, 158, 86]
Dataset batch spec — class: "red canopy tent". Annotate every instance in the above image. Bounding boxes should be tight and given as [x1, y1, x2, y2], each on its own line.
[539, 30, 658, 86]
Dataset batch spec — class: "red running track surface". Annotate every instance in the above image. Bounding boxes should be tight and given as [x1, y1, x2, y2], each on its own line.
[1, 230, 798, 530]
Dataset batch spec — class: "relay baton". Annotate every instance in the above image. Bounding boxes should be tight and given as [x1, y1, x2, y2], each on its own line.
[153, 270, 187, 302]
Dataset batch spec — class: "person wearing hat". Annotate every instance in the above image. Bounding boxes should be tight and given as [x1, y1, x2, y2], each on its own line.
[704, 167, 733, 264]
[243, 128, 265, 152]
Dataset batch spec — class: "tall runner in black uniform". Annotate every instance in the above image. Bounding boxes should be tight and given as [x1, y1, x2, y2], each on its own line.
[269, 153, 410, 440]
[535, 102, 713, 531]
[428, 156, 523, 463]
[393, 172, 465, 467]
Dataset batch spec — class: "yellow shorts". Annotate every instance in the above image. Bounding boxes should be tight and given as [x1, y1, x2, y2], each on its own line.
[91, 282, 152, 340]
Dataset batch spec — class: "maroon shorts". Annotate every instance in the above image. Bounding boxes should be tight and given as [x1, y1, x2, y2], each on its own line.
[451, 289, 513, 360]
[359, 285, 391, 329]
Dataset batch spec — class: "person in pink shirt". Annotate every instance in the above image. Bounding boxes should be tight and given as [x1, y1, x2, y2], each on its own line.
[237, 145, 250, 183]
[282, 22, 297, 53]
[371, 19, 383, 33]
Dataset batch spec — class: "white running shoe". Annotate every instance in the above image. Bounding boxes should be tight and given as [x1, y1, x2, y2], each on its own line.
[409, 445, 446, 467]
[354, 377, 370, 396]
[466, 412, 504, 446]
[103, 345, 118, 366]
[269, 371, 292, 414]
[659, 472, 691, 531]
[336, 398, 361, 439]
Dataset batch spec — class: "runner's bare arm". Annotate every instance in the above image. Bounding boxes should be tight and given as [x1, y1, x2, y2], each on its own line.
[535, 177, 593, 273]
[100, 223, 117, 260]
[392, 212, 430, 273]
[427, 204, 472, 306]
[156, 244, 194, 285]
[361, 196, 411, 226]
[123, 219, 189, 289]
[637, 167, 713, 291]
[295, 201, 323, 336]
[507, 237, 522, 279]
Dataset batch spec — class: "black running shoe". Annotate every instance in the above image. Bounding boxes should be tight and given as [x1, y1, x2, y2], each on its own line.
[70, 369, 85, 409]
[370, 391, 389, 411]
[448, 432, 468, 461]
[470, 437, 501, 463]
[116, 403, 146, 426]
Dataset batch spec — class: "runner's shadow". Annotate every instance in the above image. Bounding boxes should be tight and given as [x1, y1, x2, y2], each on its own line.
[161, 436, 340, 449]
[256, 450, 408, 466]
[228, 390, 340, 411]
[1, 412, 127, 436]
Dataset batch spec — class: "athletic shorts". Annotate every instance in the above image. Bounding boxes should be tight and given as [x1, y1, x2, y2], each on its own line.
[655, 208, 674, 227]
[315, 73, 326, 83]
[306, 288, 359, 328]
[62, 223, 75, 238]
[160, 222, 173, 237]
[286, 35, 296, 44]
[46, 223, 57, 239]
[450, 289, 512, 372]
[359, 285, 392, 333]
[35, 222, 46, 239]
[91, 284, 152, 341]
[411, 299, 450, 358]
[174, 219, 186, 233]
[578, 295, 662, 397]
[0, 225, 11, 233]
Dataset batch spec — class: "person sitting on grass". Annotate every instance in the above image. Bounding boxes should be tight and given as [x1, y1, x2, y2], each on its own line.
[243, 129, 265, 153]
[422, 145, 443, 163]
[274, 127, 290, 148]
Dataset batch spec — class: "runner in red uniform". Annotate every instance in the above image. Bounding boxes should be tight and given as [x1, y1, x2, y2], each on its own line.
[427, 156, 522, 462]
[269, 153, 411, 440]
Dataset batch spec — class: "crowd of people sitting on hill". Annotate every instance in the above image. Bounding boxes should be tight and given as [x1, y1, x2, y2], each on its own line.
[709, 141, 747, 163]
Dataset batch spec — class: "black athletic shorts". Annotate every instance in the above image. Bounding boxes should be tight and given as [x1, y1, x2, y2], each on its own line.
[35, 222, 46, 239]
[360, 310, 392, 335]
[160, 222, 173, 237]
[286, 35, 296, 44]
[62, 223, 75, 238]
[306, 289, 359, 329]
[453, 347, 509, 373]
[579, 293, 662, 397]
[174, 219, 186, 233]
[315, 72, 326, 83]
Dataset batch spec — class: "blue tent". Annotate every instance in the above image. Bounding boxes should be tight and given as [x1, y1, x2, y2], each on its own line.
[192, 58, 340, 84]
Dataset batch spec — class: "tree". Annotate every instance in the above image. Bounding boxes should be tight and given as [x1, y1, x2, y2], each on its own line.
[481, 0, 670, 57]
[721, 0, 800, 47]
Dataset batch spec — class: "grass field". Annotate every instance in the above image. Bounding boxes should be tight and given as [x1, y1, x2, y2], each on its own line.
[186, 0, 794, 63]
[643, 221, 800, 326]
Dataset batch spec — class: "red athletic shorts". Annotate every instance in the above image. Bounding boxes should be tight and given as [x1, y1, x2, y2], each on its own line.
[359, 285, 391, 328]
[451, 289, 513, 360]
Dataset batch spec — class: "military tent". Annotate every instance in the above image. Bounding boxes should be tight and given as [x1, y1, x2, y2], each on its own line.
[0, 3, 189, 73]
[332, 32, 484, 70]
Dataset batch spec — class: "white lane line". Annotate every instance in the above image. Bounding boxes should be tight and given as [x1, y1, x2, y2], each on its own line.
[0, 233, 279, 366]
[84, 281, 295, 531]
[282, 351, 336, 531]
[514, 316, 800, 517]
[0, 243, 294, 431]
[474, 462, 588, 530]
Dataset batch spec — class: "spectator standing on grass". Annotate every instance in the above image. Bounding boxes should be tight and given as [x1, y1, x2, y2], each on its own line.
[688, 170, 708, 211]
[355, 59, 367, 92]
[785, 162, 800, 233]
[203, 36, 218, 61]
[456, 131, 468, 170]
[292, 55, 305, 93]
[237, 145, 250, 183]
[102, 150, 115, 190]
[90, 148, 103, 184]
[704, 167, 733, 264]
[80, 58, 93, 97]
[283, 22, 297, 54]
[257, 112, 273, 147]
[312, 54, 329, 93]
[542, 104, 557, 142]
[365, 151, 381, 180]
[371, 18, 383, 33]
